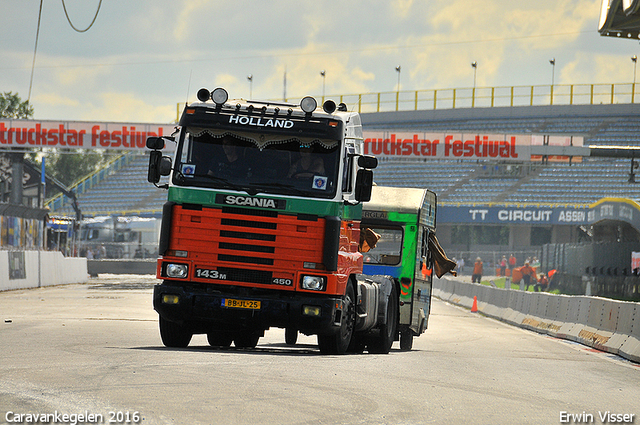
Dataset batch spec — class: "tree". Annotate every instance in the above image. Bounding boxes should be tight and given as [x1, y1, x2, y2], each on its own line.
[45, 150, 107, 188]
[0, 92, 34, 119]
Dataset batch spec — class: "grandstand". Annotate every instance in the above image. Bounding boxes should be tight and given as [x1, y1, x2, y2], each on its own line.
[363, 102, 640, 205]
[47, 102, 640, 216]
[48, 152, 166, 217]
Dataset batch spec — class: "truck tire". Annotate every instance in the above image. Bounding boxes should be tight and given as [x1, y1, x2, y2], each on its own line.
[399, 330, 413, 351]
[318, 283, 355, 355]
[159, 317, 192, 348]
[285, 328, 298, 345]
[207, 331, 233, 347]
[368, 285, 397, 354]
[234, 332, 260, 348]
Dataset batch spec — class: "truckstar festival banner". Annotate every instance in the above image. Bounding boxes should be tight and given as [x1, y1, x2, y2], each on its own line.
[363, 131, 583, 162]
[0, 119, 176, 151]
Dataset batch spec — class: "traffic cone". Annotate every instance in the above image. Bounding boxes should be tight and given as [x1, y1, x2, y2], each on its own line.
[471, 296, 478, 313]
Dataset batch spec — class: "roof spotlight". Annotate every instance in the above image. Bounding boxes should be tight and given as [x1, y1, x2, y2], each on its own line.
[211, 87, 229, 105]
[300, 96, 317, 113]
[322, 100, 336, 114]
[197, 88, 211, 102]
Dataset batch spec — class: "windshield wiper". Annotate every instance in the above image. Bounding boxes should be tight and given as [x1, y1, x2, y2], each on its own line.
[250, 182, 310, 197]
[184, 172, 258, 195]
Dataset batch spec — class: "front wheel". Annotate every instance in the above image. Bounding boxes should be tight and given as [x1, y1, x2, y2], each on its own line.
[207, 331, 233, 347]
[234, 331, 260, 348]
[318, 283, 355, 355]
[285, 328, 298, 345]
[159, 317, 192, 348]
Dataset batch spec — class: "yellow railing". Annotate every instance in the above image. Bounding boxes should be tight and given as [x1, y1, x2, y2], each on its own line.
[177, 82, 639, 121]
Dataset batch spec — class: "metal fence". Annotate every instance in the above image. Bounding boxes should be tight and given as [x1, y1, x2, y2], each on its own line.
[178, 82, 640, 121]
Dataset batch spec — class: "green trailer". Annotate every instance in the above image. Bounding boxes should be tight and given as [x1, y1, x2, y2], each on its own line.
[361, 185, 439, 350]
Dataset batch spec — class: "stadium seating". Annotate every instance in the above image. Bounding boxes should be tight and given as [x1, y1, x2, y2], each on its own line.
[47, 110, 640, 217]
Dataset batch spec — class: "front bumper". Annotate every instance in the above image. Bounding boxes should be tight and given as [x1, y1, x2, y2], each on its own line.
[153, 281, 343, 335]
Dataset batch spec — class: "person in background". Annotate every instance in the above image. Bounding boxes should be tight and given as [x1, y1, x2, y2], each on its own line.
[472, 257, 483, 283]
[534, 273, 549, 292]
[457, 257, 465, 275]
[509, 253, 516, 272]
[500, 255, 507, 277]
[520, 261, 535, 291]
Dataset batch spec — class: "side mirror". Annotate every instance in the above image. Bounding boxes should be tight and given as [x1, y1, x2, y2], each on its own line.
[159, 156, 172, 176]
[146, 137, 165, 150]
[148, 153, 172, 183]
[148, 150, 162, 183]
[354, 169, 374, 202]
[358, 155, 378, 169]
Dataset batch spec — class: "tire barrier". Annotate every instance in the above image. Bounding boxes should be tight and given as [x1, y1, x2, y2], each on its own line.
[433, 276, 640, 364]
[0, 250, 88, 292]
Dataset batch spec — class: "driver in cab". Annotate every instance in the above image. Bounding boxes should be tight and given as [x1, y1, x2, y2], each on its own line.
[287, 145, 324, 179]
[214, 139, 251, 178]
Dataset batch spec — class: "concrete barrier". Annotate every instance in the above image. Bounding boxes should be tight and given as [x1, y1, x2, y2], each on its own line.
[434, 276, 640, 364]
[619, 304, 640, 363]
[0, 250, 88, 292]
[87, 259, 157, 276]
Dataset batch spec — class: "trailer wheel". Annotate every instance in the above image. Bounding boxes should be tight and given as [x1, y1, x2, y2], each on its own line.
[368, 285, 397, 354]
[285, 328, 298, 345]
[234, 332, 260, 348]
[399, 330, 413, 351]
[159, 317, 192, 348]
[207, 331, 233, 347]
[318, 283, 355, 355]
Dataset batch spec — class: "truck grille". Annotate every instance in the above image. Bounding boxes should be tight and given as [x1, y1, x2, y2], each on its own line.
[216, 267, 273, 285]
[170, 203, 325, 281]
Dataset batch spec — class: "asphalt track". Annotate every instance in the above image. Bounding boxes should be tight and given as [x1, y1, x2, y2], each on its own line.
[0, 274, 638, 425]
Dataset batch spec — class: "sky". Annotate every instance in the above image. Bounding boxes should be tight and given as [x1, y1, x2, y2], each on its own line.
[1, 0, 638, 124]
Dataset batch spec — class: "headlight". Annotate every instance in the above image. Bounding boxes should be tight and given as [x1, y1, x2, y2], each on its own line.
[301, 275, 326, 291]
[166, 263, 188, 278]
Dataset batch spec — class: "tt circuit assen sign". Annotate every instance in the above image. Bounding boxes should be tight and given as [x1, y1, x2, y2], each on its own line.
[438, 205, 590, 225]
[0, 119, 175, 151]
[363, 131, 582, 162]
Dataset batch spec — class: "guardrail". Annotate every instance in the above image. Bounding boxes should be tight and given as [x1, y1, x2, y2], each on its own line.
[433, 276, 640, 363]
[177, 82, 640, 121]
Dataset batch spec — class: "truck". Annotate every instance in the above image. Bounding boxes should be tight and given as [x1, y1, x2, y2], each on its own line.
[79, 215, 161, 259]
[360, 185, 438, 351]
[146, 87, 449, 354]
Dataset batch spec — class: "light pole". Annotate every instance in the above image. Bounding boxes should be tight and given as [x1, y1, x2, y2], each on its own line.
[395, 65, 401, 110]
[471, 61, 477, 107]
[632, 56, 637, 103]
[247, 74, 253, 99]
[320, 70, 326, 100]
[549, 58, 556, 105]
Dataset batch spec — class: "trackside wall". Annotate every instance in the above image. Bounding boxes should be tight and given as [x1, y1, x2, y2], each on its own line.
[433, 276, 640, 364]
[0, 251, 88, 291]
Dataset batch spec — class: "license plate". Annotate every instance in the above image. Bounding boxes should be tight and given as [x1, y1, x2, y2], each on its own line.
[222, 298, 261, 309]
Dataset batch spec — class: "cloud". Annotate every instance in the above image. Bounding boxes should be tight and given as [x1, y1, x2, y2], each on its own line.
[81, 93, 175, 123]
[33, 92, 79, 108]
[1, 0, 635, 121]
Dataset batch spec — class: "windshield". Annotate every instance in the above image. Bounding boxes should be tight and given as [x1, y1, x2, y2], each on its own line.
[362, 226, 403, 266]
[173, 129, 340, 198]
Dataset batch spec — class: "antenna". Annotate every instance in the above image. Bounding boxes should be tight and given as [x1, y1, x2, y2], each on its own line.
[185, 70, 193, 105]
